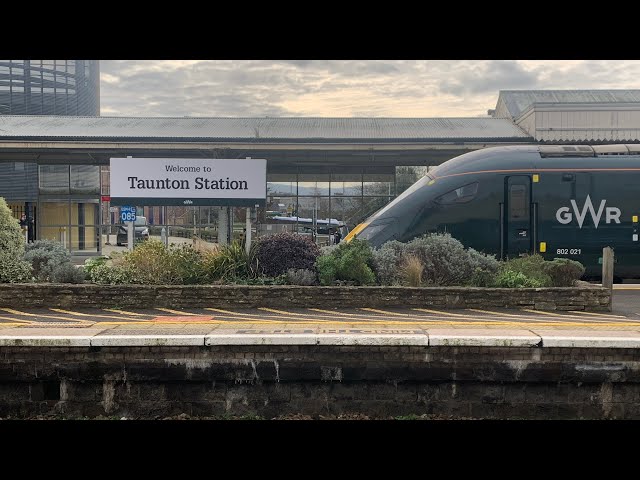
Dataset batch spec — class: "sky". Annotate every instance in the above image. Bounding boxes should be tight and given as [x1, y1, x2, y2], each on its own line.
[99, 60, 640, 118]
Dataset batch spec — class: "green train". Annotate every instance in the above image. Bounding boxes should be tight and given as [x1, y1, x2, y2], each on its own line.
[346, 144, 640, 277]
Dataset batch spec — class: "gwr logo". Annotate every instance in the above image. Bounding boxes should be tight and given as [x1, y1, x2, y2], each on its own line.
[555, 195, 621, 228]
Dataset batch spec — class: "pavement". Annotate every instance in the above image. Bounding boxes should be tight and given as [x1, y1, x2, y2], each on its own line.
[1, 284, 640, 348]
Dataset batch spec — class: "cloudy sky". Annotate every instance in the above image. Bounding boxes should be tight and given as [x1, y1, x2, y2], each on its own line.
[100, 60, 640, 117]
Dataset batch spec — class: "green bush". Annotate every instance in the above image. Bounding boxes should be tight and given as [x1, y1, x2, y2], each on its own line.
[467, 248, 500, 287]
[372, 240, 405, 286]
[89, 263, 136, 284]
[494, 270, 544, 288]
[229, 275, 288, 285]
[0, 197, 32, 283]
[84, 256, 109, 276]
[316, 239, 376, 285]
[0, 260, 33, 283]
[286, 269, 317, 286]
[24, 239, 72, 282]
[169, 243, 208, 285]
[205, 241, 259, 282]
[122, 240, 176, 284]
[543, 258, 586, 286]
[405, 233, 475, 286]
[316, 255, 338, 286]
[499, 254, 551, 287]
[51, 263, 85, 284]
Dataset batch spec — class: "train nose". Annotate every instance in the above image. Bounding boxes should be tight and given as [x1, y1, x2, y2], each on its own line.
[350, 218, 399, 248]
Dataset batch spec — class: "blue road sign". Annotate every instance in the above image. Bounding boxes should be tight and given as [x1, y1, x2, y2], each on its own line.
[120, 206, 136, 222]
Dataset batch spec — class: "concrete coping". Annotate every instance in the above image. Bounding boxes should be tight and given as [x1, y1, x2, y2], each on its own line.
[1, 328, 640, 348]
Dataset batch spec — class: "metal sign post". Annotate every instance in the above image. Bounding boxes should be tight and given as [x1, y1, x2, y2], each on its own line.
[127, 222, 134, 251]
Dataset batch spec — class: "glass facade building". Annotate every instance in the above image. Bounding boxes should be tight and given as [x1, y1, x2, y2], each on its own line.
[0, 60, 100, 115]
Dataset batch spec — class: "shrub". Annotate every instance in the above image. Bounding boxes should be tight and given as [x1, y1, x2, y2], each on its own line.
[89, 263, 136, 285]
[499, 254, 551, 287]
[317, 255, 338, 286]
[0, 197, 33, 283]
[372, 240, 405, 286]
[0, 260, 33, 283]
[23, 239, 72, 281]
[494, 270, 544, 288]
[231, 275, 289, 285]
[467, 248, 500, 287]
[0, 197, 26, 259]
[328, 239, 376, 285]
[320, 244, 339, 256]
[400, 255, 423, 287]
[286, 269, 317, 286]
[205, 241, 259, 282]
[51, 263, 85, 284]
[121, 240, 176, 284]
[257, 232, 321, 277]
[405, 233, 474, 286]
[84, 256, 109, 276]
[169, 243, 208, 285]
[544, 258, 586, 286]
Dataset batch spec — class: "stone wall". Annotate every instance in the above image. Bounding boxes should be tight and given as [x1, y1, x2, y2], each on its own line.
[0, 284, 611, 311]
[0, 345, 637, 419]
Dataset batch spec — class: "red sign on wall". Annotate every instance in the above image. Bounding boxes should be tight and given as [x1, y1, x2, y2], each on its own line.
[101, 196, 111, 202]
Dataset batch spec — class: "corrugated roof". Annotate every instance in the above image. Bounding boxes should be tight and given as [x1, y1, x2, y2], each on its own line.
[0, 116, 530, 141]
[498, 90, 640, 119]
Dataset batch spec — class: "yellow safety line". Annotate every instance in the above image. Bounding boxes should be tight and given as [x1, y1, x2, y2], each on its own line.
[613, 287, 640, 290]
[521, 309, 561, 317]
[0, 315, 33, 324]
[309, 308, 357, 316]
[0, 308, 92, 324]
[151, 321, 222, 325]
[258, 307, 304, 316]
[412, 308, 474, 318]
[93, 320, 222, 326]
[568, 310, 627, 318]
[467, 308, 532, 318]
[520, 310, 616, 324]
[360, 308, 410, 316]
[155, 308, 201, 316]
[103, 309, 155, 317]
[204, 308, 262, 316]
[203, 320, 640, 328]
[49, 308, 149, 321]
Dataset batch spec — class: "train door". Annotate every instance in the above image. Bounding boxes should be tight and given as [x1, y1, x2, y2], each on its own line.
[502, 176, 532, 258]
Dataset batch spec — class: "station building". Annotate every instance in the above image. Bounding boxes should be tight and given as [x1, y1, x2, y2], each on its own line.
[1, 89, 639, 256]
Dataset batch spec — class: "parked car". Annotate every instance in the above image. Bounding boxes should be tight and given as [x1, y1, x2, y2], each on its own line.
[116, 215, 150, 246]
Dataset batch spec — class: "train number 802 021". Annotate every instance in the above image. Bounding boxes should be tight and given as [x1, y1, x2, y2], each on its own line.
[556, 248, 582, 255]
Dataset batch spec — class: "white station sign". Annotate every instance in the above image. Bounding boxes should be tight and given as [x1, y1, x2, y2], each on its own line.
[109, 157, 267, 206]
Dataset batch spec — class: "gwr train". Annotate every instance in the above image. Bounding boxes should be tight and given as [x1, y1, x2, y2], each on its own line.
[345, 144, 640, 277]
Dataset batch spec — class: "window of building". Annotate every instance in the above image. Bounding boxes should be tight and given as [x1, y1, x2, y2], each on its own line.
[363, 173, 394, 196]
[70, 165, 100, 194]
[331, 173, 362, 196]
[39, 165, 70, 194]
[267, 173, 296, 196]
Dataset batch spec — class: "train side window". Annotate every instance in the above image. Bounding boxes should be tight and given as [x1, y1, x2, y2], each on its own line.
[434, 182, 478, 205]
[510, 184, 527, 219]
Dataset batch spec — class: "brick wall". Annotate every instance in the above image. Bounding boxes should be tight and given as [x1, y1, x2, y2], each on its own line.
[0, 284, 612, 311]
[0, 345, 636, 419]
